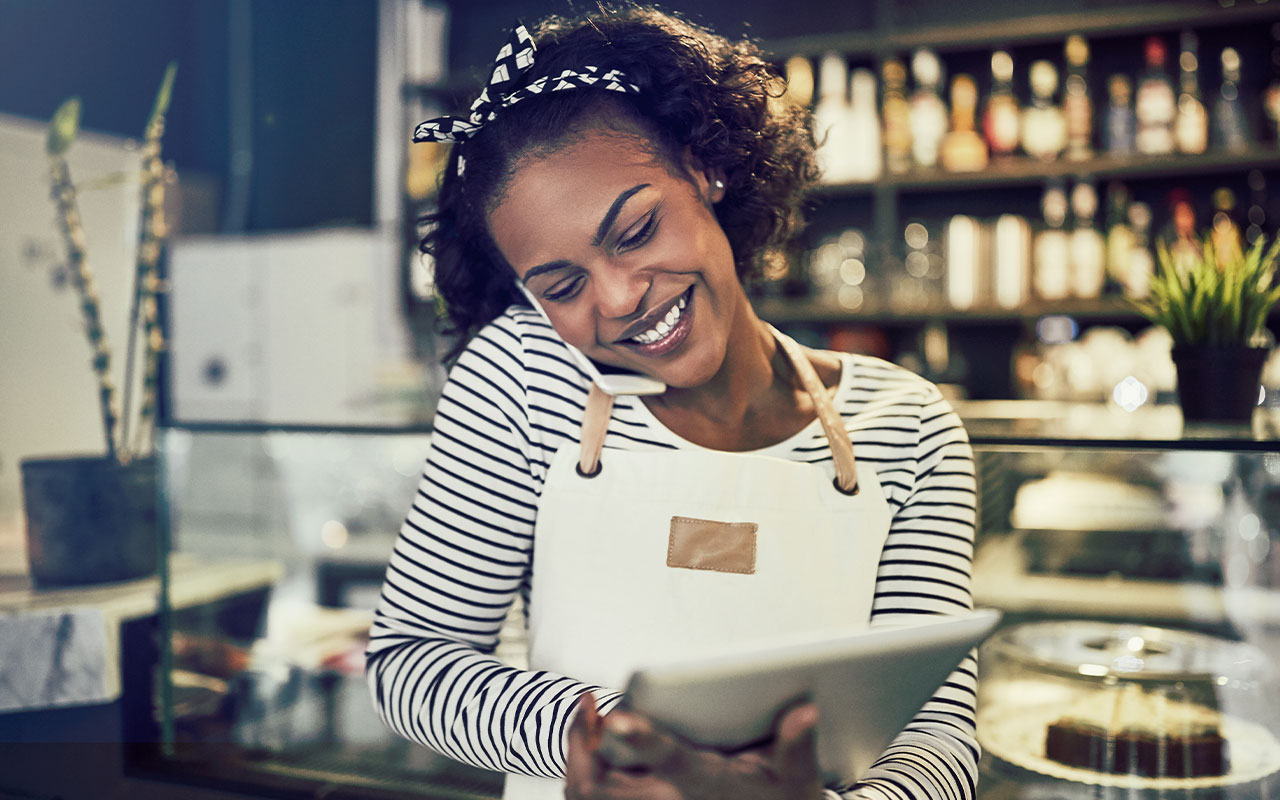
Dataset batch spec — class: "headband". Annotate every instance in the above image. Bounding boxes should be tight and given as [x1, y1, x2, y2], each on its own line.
[412, 24, 640, 174]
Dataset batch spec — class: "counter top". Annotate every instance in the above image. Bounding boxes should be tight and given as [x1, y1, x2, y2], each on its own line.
[0, 555, 281, 714]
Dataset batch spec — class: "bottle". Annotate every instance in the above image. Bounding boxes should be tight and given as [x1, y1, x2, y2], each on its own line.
[1022, 60, 1067, 162]
[1034, 183, 1071, 301]
[1070, 181, 1106, 299]
[1105, 183, 1134, 290]
[814, 52, 855, 184]
[909, 49, 948, 170]
[846, 68, 883, 181]
[1106, 74, 1136, 156]
[941, 74, 989, 172]
[1135, 36, 1175, 155]
[1174, 30, 1208, 155]
[1214, 47, 1250, 153]
[882, 58, 913, 174]
[1163, 188, 1200, 277]
[1126, 202, 1155, 299]
[983, 50, 1021, 159]
[1247, 169, 1268, 247]
[993, 214, 1032, 309]
[945, 214, 984, 309]
[780, 55, 815, 109]
[1063, 35, 1093, 161]
[1211, 187, 1244, 266]
[1266, 23, 1280, 143]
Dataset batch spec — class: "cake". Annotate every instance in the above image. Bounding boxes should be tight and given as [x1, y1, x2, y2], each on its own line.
[1043, 684, 1229, 778]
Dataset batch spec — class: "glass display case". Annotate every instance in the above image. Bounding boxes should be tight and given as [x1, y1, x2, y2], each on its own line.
[140, 405, 1280, 799]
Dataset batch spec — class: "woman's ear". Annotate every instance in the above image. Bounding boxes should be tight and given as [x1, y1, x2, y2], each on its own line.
[680, 147, 727, 205]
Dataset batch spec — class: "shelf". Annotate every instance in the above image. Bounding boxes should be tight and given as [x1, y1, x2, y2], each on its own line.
[754, 296, 1140, 325]
[813, 148, 1280, 197]
[763, 1, 1280, 58]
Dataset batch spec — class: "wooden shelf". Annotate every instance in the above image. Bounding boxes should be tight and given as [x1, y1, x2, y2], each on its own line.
[813, 148, 1280, 197]
[763, 1, 1280, 58]
[753, 296, 1141, 325]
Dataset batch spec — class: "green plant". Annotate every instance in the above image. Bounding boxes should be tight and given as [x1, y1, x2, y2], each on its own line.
[46, 62, 177, 463]
[1135, 233, 1280, 348]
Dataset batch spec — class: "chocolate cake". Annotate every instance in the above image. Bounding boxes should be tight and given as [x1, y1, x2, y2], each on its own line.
[1043, 685, 1229, 778]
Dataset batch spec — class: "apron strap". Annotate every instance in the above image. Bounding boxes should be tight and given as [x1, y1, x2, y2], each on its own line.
[578, 382, 615, 477]
[769, 326, 860, 495]
[575, 328, 858, 493]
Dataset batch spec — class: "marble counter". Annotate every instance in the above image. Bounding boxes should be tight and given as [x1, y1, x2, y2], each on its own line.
[0, 555, 281, 713]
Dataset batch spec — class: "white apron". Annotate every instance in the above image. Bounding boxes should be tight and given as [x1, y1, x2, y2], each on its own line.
[503, 330, 892, 800]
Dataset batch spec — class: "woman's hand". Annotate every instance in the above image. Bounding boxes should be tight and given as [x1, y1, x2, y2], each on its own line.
[564, 692, 824, 800]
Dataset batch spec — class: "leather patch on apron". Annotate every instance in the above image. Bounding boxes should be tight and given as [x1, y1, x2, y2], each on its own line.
[667, 517, 757, 574]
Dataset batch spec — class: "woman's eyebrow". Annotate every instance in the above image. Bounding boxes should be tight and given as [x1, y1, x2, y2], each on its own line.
[591, 183, 650, 246]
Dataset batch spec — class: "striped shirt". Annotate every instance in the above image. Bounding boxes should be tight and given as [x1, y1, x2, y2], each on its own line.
[367, 306, 979, 800]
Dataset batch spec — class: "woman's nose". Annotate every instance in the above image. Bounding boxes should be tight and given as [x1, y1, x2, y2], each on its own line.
[592, 270, 650, 319]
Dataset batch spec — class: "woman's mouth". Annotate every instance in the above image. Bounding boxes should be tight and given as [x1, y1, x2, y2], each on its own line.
[619, 286, 694, 356]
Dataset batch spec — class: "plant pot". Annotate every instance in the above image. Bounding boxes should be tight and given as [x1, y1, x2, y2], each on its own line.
[21, 455, 158, 588]
[1171, 345, 1269, 424]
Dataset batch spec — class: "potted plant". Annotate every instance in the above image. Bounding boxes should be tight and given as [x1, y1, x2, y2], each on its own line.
[21, 63, 177, 587]
[1135, 232, 1280, 424]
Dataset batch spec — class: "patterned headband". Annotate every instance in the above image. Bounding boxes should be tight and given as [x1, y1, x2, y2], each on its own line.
[413, 24, 640, 175]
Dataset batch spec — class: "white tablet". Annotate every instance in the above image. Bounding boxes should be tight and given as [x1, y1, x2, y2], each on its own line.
[623, 609, 1001, 784]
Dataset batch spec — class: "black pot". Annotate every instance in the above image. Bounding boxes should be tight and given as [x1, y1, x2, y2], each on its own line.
[21, 455, 158, 588]
[1171, 345, 1269, 424]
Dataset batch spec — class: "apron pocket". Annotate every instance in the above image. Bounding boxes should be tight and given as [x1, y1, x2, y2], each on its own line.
[667, 516, 757, 574]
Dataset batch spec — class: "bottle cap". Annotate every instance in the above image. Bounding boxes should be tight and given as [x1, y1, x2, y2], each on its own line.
[992, 50, 1014, 83]
[912, 48, 942, 88]
[1030, 60, 1058, 97]
[1065, 35, 1089, 67]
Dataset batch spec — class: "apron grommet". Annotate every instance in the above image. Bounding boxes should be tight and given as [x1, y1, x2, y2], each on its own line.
[833, 476, 859, 495]
[576, 461, 603, 479]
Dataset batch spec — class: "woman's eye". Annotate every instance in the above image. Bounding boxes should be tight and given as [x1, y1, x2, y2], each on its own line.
[619, 214, 658, 251]
[543, 275, 584, 302]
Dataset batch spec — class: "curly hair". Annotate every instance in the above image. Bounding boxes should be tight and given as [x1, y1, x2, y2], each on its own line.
[421, 3, 819, 355]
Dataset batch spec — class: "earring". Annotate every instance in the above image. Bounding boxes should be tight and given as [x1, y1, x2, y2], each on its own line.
[714, 179, 725, 190]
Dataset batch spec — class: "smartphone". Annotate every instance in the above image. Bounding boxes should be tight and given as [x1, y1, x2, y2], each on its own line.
[516, 283, 667, 396]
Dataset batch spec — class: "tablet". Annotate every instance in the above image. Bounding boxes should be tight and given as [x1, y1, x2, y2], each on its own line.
[623, 609, 1001, 784]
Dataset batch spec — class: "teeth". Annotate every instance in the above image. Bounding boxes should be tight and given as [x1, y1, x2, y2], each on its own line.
[629, 293, 688, 345]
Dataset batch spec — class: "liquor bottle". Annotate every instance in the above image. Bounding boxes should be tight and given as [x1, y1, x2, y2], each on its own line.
[1022, 60, 1067, 162]
[1126, 202, 1155, 299]
[781, 55, 815, 109]
[1105, 183, 1134, 289]
[993, 214, 1031, 309]
[1247, 169, 1268, 246]
[1034, 183, 1071, 301]
[814, 52, 855, 183]
[1106, 74, 1136, 156]
[846, 68, 883, 181]
[1266, 23, 1280, 143]
[909, 49, 948, 170]
[1063, 35, 1093, 161]
[1211, 187, 1244, 265]
[945, 214, 984, 309]
[1174, 30, 1208, 155]
[941, 74, 989, 172]
[983, 50, 1021, 159]
[1070, 181, 1105, 299]
[1214, 48, 1250, 153]
[882, 58, 913, 174]
[1163, 188, 1199, 276]
[1135, 36, 1175, 155]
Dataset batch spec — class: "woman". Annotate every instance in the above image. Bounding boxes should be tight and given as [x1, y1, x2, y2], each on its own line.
[367, 7, 978, 800]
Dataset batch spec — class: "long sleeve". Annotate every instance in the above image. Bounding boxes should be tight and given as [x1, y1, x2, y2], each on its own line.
[364, 319, 622, 778]
[840, 382, 979, 800]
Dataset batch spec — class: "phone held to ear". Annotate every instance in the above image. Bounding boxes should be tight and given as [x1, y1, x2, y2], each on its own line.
[517, 283, 667, 397]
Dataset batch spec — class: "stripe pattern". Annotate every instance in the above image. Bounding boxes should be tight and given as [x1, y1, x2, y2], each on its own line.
[367, 306, 979, 799]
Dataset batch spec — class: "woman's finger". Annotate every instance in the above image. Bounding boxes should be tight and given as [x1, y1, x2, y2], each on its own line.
[772, 702, 822, 787]
[595, 711, 683, 773]
[565, 692, 602, 799]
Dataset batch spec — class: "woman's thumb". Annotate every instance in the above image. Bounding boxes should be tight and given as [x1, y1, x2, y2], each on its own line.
[773, 702, 821, 781]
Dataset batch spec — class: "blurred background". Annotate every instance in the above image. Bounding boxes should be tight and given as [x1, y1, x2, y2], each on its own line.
[5, 1, 1280, 799]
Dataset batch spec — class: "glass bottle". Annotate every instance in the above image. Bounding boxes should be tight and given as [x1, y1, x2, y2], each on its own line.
[1063, 35, 1093, 161]
[1162, 188, 1199, 277]
[1266, 23, 1280, 143]
[846, 68, 883, 181]
[1211, 187, 1244, 265]
[1174, 30, 1208, 155]
[1070, 181, 1106, 299]
[1214, 47, 1250, 153]
[814, 52, 854, 184]
[1022, 60, 1067, 162]
[1105, 74, 1136, 156]
[1034, 183, 1071, 301]
[1125, 202, 1155, 299]
[941, 74, 989, 172]
[993, 214, 1031, 309]
[1105, 183, 1134, 290]
[1247, 169, 1268, 247]
[882, 58, 913, 174]
[1135, 36, 1175, 155]
[909, 48, 949, 170]
[984, 50, 1021, 159]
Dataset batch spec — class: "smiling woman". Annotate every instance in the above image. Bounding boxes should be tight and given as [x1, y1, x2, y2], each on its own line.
[367, 7, 980, 800]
